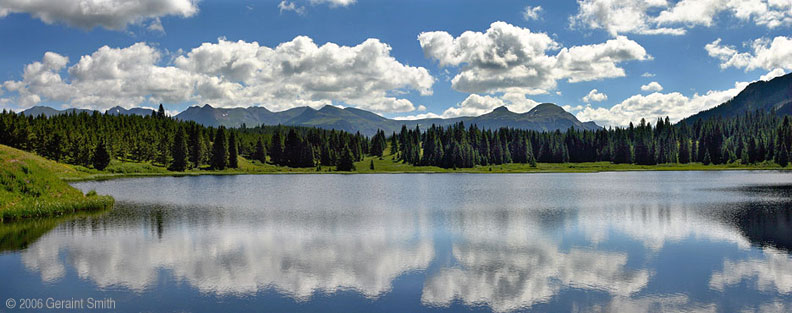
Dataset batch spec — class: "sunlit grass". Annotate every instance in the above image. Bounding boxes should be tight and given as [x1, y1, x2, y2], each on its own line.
[0, 145, 114, 222]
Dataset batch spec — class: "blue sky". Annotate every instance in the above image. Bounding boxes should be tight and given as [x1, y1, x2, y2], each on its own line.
[0, 0, 790, 126]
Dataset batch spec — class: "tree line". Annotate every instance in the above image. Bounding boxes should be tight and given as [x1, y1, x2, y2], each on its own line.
[389, 110, 792, 168]
[2, 105, 791, 170]
[0, 105, 368, 171]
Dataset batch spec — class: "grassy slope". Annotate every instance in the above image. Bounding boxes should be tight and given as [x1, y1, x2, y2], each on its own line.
[0, 145, 114, 221]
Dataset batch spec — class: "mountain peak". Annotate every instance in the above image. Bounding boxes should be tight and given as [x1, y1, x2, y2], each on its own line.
[492, 106, 510, 112]
[319, 105, 343, 112]
[202, 104, 214, 109]
[528, 103, 565, 114]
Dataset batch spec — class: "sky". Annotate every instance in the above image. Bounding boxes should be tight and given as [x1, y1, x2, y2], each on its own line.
[0, 0, 791, 127]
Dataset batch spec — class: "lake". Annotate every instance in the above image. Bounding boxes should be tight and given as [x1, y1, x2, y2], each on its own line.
[2, 172, 792, 312]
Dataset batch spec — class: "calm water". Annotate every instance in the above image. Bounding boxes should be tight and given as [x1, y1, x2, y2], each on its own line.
[2, 172, 792, 312]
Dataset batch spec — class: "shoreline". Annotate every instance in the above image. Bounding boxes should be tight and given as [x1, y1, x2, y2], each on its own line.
[62, 161, 791, 182]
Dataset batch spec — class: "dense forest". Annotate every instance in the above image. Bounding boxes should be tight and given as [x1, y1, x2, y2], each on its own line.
[0, 105, 368, 171]
[391, 110, 792, 168]
[1, 104, 792, 170]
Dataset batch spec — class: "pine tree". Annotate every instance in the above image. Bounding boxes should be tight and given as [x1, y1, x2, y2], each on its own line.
[390, 132, 399, 155]
[157, 104, 166, 118]
[211, 127, 227, 170]
[703, 150, 712, 165]
[253, 138, 267, 163]
[188, 126, 203, 168]
[679, 138, 691, 164]
[156, 133, 170, 166]
[169, 127, 188, 171]
[777, 144, 789, 167]
[93, 139, 111, 171]
[337, 145, 356, 171]
[228, 131, 239, 168]
[269, 129, 284, 165]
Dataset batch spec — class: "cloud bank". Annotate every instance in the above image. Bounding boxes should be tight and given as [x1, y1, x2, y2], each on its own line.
[0, 0, 198, 30]
[2, 37, 434, 113]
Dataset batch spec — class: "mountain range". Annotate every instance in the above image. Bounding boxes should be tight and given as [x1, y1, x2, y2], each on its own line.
[21, 102, 600, 136]
[18, 71, 792, 136]
[171, 102, 601, 136]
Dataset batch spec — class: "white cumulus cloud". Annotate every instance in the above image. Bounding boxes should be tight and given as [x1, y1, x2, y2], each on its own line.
[418, 21, 649, 96]
[440, 93, 540, 118]
[571, 0, 686, 36]
[583, 89, 608, 102]
[761, 68, 787, 80]
[1, 37, 435, 113]
[576, 80, 749, 127]
[522, 5, 543, 21]
[0, 0, 198, 30]
[278, 1, 305, 15]
[572, 0, 792, 36]
[706, 36, 792, 71]
[310, 0, 356, 7]
[640, 81, 663, 92]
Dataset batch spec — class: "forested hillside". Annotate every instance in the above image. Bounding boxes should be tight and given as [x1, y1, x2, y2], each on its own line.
[3, 103, 792, 171]
[681, 72, 792, 123]
[1, 106, 370, 172]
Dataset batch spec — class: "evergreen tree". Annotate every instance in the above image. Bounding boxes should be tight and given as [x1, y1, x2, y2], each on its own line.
[777, 144, 789, 167]
[370, 159, 375, 170]
[93, 139, 111, 171]
[211, 127, 227, 170]
[157, 104, 166, 118]
[169, 127, 188, 171]
[679, 138, 691, 164]
[253, 138, 267, 163]
[390, 132, 399, 155]
[156, 133, 170, 166]
[703, 150, 712, 165]
[269, 129, 284, 165]
[228, 131, 239, 168]
[337, 145, 356, 171]
[188, 125, 204, 168]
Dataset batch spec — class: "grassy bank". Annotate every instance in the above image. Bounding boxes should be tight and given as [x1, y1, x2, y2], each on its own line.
[0, 145, 114, 222]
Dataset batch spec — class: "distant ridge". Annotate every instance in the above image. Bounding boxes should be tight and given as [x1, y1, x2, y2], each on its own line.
[20, 106, 93, 117]
[681, 72, 792, 123]
[174, 103, 601, 136]
[106, 106, 156, 116]
[21, 106, 154, 117]
[18, 102, 601, 136]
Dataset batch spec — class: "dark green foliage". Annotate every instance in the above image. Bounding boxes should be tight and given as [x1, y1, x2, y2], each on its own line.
[253, 138, 266, 163]
[188, 125, 204, 168]
[92, 140, 111, 170]
[779, 145, 790, 167]
[369, 130, 387, 157]
[679, 138, 691, 164]
[337, 145, 356, 171]
[283, 129, 314, 167]
[2, 105, 792, 171]
[228, 131, 239, 168]
[169, 127, 188, 171]
[211, 127, 227, 170]
[269, 129, 284, 165]
[157, 104, 166, 118]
